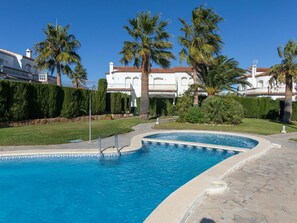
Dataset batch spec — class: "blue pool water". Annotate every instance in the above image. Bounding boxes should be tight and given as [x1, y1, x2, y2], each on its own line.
[145, 132, 258, 149]
[0, 144, 236, 223]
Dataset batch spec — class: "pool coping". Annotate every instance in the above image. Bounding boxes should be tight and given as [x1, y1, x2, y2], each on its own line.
[0, 130, 277, 223]
[136, 131, 277, 223]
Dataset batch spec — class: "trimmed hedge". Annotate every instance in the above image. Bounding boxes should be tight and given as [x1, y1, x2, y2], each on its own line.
[110, 93, 122, 114]
[232, 96, 280, 119]
[0, 80, 108, 121]
[149, 98, 175, 116]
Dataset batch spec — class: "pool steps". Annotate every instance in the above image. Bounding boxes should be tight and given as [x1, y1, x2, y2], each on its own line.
[142, 138, 246, 153]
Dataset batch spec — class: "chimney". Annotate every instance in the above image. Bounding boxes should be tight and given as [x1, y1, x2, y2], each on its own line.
[26, 49, 32, 58]
[251, 61, 257, 87]
[109, 62, 114, 75]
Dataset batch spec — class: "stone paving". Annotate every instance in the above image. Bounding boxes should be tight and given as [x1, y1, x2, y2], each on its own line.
[185, 133, 297, 223]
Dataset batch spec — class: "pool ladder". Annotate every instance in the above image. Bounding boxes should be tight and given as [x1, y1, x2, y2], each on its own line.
[98, 133, 120, 156]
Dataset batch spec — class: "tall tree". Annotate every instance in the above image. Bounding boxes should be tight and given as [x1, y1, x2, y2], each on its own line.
[34, 24, 81, 86]
[189, 55, 251, 96]
[268, 40, 297, 123]
[179, 6, 223, 106]
[120, 12, 175, 120]
[69, 63, 87, 88]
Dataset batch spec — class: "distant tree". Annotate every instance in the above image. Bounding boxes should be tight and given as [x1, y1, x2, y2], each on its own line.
[120, 12, 175, 120]
[34, 24, 81, 86]
[268, 40, 297, 123]
[189, 56, 250, 96]
[69, 63, 87, 88]
[179, 6, 223, 106]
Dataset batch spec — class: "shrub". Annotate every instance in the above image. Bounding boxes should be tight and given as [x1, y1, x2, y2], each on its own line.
[232, 96, 279, 119]
[185, 107, 204, 123]
[9, 82, 30, 121]
[176, 92, 193, 122]
[111, 93, 122, 114]
[0, 81, 10, 121]
[61, 88, 87, 118]
[201, 96, 244, 124]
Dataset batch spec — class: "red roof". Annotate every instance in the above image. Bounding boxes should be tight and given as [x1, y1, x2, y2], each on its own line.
[256, 68, 270, 72]
[109, 66, 193, 74]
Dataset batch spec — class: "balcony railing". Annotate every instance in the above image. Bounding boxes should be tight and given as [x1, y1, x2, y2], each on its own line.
[107, 83, 132, 90]
[107, 83, 177, 92]
[1, 66, 33, 80]
[238, 86, 295, 96]
[149, 84, 177, 91]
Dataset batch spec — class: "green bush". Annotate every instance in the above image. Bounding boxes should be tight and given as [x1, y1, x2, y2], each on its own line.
[61, 88, 88, 118]
[111, 93, 122, 114]
[98, 78, 107, 92]
[9, 82, 30, 121]
[185, 107, 204, 123]
[201, 96, 244, 124]
[176, 92, 193, 122]
[0, 81, 10, 121]
[96, 78, 107, 114]
[232, 96, 279, 119]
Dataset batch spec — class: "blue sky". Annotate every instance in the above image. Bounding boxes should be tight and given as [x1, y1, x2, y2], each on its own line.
[1, 0, 297, 85]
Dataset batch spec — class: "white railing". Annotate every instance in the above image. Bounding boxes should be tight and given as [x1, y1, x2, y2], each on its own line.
[149, 84, 177, 91]
[107, 83, 177, 91]
[238, 86, 291, 95]
[107, 83, 132, 89]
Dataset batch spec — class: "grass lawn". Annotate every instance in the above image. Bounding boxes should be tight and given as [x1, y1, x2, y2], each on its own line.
[290, 139, 297, 142]
[153, 118, 297, 135]
[0, 117, 145, 146]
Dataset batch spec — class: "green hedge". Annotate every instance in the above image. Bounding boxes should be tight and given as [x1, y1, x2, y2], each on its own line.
[149, 98, 175, 116]
[0, 80, 108, 121]
[232, 96, 280, 119]
[110, 93, 122, 114]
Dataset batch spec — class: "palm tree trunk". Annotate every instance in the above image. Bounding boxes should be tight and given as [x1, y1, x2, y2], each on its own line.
[283, 74, 293, 123]
[56, 63, 62, 86]
[193, 68, 199, 107]
[140, 56, 150, 120]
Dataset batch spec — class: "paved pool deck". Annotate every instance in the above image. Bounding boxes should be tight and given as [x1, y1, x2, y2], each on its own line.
[1, 121, 297, 222]
[185, 132, 297, 223]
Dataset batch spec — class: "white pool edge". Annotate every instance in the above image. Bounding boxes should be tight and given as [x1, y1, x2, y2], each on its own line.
[138, 131, 276, 223]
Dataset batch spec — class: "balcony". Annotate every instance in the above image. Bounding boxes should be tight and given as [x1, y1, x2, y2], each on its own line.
[107, 83, 132, 92]
[1, 66, 33, 80]
[149, 84, 177, 92]
[238, 86, 292, 96]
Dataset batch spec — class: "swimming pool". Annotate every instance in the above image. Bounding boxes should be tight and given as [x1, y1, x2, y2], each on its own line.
[0, 143, 236, 223]
[144, 132, 258, 149]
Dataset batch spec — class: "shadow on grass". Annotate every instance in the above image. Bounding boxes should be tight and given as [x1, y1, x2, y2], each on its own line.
[268, 119, 297, 130]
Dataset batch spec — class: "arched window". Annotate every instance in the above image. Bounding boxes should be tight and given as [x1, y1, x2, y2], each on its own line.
[181, 77, 188, 86]
[257, 80, 264, 88]
[189, 78, 193, 85]
[132, 77, 139, 85]
[153, 77, 163, 85]
[125, 77, 131, 87]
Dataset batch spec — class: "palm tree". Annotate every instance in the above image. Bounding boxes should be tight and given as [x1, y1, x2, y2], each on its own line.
[179, 6, 223, 106]
[34, 24, 81, 86]
[268, 40, 297, 123]
[120, 12, 175, 120]
[189, 56, 250, 96]
[69, 63, 87, 88]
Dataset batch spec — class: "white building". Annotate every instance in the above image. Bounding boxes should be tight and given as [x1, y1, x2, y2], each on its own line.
[0, 48, 56, 84]
[238, 64, 297, 101]
[106, 62, 194, 107]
